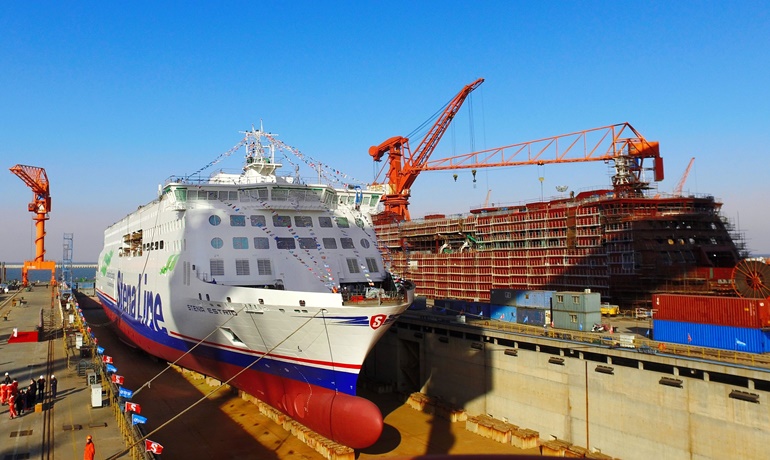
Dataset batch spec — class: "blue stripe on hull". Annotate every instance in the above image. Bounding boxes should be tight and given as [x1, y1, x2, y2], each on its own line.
[96, 291, 360, 394]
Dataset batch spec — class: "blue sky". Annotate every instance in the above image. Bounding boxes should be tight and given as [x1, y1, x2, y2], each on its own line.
[1, 1, 768, 263]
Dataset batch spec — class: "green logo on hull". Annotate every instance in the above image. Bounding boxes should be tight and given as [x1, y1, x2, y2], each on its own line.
[160, 254, 180, 275]
[100, 250, 114, 276]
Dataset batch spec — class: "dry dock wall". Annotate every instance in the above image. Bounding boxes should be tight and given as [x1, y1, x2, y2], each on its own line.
[363, 316, 770, 459]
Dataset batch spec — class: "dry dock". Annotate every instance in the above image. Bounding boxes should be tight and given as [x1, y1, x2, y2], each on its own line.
[2, 288, 538, 459]
[72, 294, 539, 459]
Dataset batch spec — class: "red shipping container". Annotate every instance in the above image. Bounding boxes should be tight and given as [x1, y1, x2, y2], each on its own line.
[652, 294, 770, 328]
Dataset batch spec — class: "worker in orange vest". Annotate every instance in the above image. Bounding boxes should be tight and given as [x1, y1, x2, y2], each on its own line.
[8, 393, 17, 419]
[84, 435, 95, 460]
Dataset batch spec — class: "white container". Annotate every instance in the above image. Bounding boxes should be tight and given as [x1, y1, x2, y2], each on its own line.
[91, 384, 102, 407]
[86, 370, 98, 386]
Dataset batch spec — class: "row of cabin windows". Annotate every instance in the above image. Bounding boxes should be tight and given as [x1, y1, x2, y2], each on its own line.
[211, 236, 373, 251]
[210, 257, 379, 277]
[144, 241, 164, 251]
[209, 214, 364, 229]
[178, 187, 379, 207]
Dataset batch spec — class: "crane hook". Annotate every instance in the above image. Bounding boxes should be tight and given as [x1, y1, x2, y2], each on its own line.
[453, 174, 458, 182]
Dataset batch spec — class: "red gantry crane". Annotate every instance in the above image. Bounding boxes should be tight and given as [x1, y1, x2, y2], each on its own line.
[372, 116, 664, 222]
[369, 78, 484, 221]
[10, 164, 56, 286]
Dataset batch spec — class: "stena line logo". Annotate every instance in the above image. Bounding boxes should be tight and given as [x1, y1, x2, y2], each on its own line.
[116, 271, 167, 334]
[370, 314, 386, 330]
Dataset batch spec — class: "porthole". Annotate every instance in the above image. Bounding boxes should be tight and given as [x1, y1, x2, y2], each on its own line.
[209, 215, 222, 226]
[211, 237, 224, 249]
[360, 239, 371, 248]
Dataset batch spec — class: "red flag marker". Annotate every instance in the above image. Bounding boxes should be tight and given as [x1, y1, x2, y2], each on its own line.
[102, 355, 114, 364]
[125, 402, 141, 414]
[145, 440, 164, 454]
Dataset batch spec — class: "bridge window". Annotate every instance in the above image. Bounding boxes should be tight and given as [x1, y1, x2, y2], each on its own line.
[276, 237, 296, 250]
[250, 215, 267, 227]
[209, 215, 221, 226]
[335, 217, 349, 228]
[233, 237, 248, 249]
[318, 217, 333, 228]
[341, 238, 354, 249]
[230, 215, 246, 227]
[210, 259, 225, 277]
[365, 257, 379, 273]
[294, 216, 313, 227]
[235, 259, 250, 275]
[298, 237, 317, 250]
[346, 258, 360, 274]
[211, 238, 223, 249]
[273, 215, 291, 227]
[253, 237, 270, 249]
[322, 238, 337, 249]
[256, 259, 272, 276]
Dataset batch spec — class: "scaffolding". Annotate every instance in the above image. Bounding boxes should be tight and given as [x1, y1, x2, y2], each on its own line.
[62, 233, 74, 296]
[376, 192, 743, 308]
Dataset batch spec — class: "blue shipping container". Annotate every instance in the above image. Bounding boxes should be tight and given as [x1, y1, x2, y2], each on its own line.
[490, 305, 517, 323]
[466, 301, 491, 319]
[409, 296, 427, 310]
[490, 289, 553, 308]
[652, 319, 770, 354]
[432, 298, 450, 314]
[516, 307, 546, 326]
[432, 299, 490, 318]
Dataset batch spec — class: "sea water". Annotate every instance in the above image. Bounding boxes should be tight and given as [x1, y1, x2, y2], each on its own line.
[0, 266, 97, 284]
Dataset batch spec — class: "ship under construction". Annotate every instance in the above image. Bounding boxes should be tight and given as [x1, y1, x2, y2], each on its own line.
[369, 79, 759, 310]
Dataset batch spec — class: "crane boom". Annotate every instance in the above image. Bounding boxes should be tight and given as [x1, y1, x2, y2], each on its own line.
[370, 78, 484, 221]
[10, 164, 56, 286]
[673, 157, 695, 196]
[418, 122, 664, 194]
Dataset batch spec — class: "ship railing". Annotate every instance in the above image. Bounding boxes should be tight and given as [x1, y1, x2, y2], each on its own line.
[342, 288, 407, 305]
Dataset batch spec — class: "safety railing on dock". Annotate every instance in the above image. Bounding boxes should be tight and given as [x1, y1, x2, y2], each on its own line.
[62, 296, 158, 460]
[459, 316, 770, 368]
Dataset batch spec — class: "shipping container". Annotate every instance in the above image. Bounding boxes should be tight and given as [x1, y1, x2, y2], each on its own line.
[516, 307, 547, 326]
[432, 299, 489, 318]
[490, 289, 553, 308]
[652, 294, 770, 328]
[490, 305, 517, 323]
[553, 310, 602, 331]
[463, 301, 490, 319]
[552, 291, 601, 313]
[409, 296, 427, 310]
[652, 319, 770, 354]
[432, 298, 450, 314]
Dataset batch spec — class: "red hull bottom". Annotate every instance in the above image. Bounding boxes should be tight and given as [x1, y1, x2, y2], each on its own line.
[102, 308, 383, 448]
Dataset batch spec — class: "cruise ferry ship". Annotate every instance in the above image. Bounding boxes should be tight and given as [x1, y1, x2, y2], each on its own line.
[95, 127, 414, 448]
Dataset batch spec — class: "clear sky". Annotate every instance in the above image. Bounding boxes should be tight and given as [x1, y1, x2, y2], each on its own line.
[1, 1, 768, 263]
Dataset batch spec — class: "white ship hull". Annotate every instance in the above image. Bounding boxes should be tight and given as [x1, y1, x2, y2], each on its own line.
[95, 128, 413, 447]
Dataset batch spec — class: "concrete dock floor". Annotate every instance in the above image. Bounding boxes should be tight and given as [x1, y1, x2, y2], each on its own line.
[0, 287, 126, 460]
